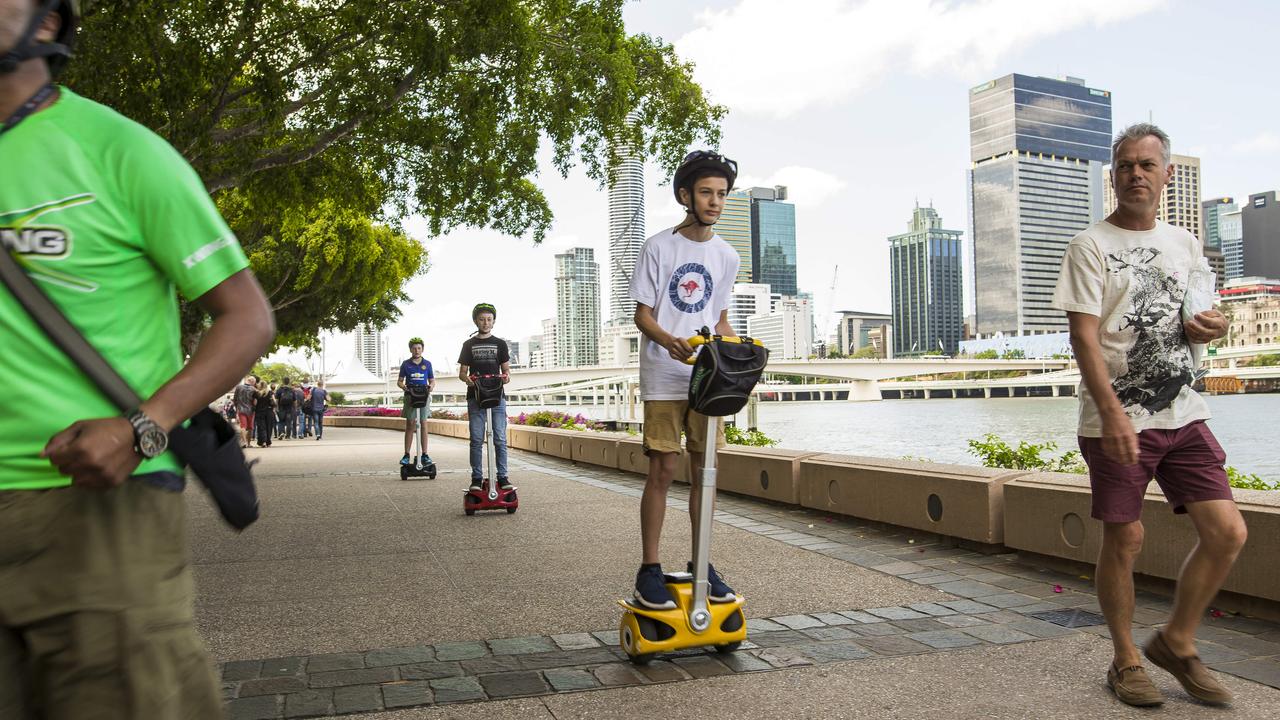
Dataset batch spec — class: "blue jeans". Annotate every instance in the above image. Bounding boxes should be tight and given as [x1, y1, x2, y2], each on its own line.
[468, 398, 508, 481]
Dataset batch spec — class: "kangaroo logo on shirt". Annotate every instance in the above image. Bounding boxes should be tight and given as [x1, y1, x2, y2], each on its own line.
[667, 262, 713, 313]
[0, 194, 95, 260]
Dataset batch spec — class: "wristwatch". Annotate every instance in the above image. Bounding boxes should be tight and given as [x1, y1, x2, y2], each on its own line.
[127, 410, 169, 459]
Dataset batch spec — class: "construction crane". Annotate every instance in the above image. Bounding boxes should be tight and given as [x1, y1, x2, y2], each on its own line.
[822, 265, 839, 356]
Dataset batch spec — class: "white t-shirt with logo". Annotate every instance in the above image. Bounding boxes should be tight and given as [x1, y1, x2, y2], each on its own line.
[630, 227, 740, 401]
[1051, 219, 1210, 437]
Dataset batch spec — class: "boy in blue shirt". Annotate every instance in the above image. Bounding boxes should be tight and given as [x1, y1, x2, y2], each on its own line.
[397, 338, 435, 465]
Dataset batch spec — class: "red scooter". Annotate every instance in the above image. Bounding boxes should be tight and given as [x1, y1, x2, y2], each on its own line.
[464, 373, 518, 516]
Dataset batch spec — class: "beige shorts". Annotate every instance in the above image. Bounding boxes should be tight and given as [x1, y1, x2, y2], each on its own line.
[0, 481, 222, 719]
[642, 400, 726, 455]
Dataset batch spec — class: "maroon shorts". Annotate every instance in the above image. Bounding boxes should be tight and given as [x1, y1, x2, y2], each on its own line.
[236, 412, 254, 431]
[1078, 420, 1233, 523]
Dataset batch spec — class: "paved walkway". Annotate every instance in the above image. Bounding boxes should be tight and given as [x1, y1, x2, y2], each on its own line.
[193, 427, 1280, 719]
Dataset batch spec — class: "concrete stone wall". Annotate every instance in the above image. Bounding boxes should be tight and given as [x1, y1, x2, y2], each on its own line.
[718, 447, 821, 506]
[1004, 472, 1280, 603]
[799, 455, 1025, 545]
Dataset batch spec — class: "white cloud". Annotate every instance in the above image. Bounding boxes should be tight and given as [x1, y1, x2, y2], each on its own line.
[1230, 131, 1280, 155]
[676, 0, 1165, 117]
[736, 166, 847, 207]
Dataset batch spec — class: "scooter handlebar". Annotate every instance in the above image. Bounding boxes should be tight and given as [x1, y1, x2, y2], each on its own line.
[682, 333, 766, 365]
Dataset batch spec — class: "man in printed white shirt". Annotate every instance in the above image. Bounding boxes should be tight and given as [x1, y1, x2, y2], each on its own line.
[1053, 123, 1243, 708]
[628, 151, 741, 611]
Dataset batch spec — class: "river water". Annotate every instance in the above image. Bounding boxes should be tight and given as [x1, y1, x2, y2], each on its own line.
[750, 394, 1279, 482]
[444, 393, 1277, 481]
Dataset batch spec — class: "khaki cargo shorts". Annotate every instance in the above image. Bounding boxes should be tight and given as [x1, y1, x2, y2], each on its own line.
[642, 400, 726, 455]
[0, 480, 222, 719]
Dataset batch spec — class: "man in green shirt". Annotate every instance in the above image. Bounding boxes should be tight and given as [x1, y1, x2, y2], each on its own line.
[0, 2, 275, 717]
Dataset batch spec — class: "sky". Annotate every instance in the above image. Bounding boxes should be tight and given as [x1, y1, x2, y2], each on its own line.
[281, 0, 1280, 378]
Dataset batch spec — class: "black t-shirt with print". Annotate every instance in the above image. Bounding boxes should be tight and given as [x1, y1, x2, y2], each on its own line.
[458, 335, 509, 400]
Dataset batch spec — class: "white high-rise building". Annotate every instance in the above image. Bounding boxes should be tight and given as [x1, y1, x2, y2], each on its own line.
[608, 123, 645, 325]
[540, 318, 558, 370]
[598, 323, 642, 366]
[747, 298, 813, 360]
[353, 324, 383, 376]
[555, 248, 600, 367]
[729, 283, 773, 335]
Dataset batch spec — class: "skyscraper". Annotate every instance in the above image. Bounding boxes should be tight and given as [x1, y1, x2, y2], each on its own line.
[889, 204, 964, 356]
[749, 186, 798, 296]
[554, 247, 600, 367]
[540, 318, 557, 370]
[1222, 207, 1245, 281]
[607, 129, 645, 325]
[728, 283, 773, 335]
[747, 298, 813, 360]
[969, 74, 1111, 337]
[1203, 197, 1237, 250]
[1158, 154, 1202, 240]
[353, 324, 384, 376]
[1242, 191, 1280, 280]
[714, 191, 753, 282]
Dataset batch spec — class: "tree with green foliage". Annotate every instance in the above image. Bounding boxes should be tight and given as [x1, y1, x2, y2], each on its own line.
[1002, 348, 1026, 359]
[973, 349, 999, 359]
[70, 1, 724, 347]
[851, 345, 880, 359]
[251, 361, 310, 386]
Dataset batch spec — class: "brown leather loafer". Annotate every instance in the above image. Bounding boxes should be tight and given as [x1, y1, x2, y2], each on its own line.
[1107, 664, 1164, 707]
[1144, 630, 1233, 705]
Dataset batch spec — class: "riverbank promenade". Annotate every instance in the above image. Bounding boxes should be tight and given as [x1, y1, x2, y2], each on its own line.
[202, 427, 1280, 719]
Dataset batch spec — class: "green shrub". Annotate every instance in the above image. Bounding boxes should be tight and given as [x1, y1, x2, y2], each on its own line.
[1227, 466, 1276, 490]
[725, 425, 779, 447]
[967, 433, 1085, 473]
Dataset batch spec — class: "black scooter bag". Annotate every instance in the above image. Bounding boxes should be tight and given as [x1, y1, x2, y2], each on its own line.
[688, 335, 769, 417]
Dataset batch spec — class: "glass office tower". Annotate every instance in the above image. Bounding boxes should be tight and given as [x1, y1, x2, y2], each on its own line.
[969, 74, 1111, 336]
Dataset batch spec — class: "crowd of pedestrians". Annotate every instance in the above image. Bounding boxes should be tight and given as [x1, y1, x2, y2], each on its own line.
[223, 375, 329, 448]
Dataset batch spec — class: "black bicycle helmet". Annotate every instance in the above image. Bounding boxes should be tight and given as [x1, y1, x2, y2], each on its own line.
[472, 303, 497, 322]
[672, 150, 738, 208]
[0, 0, 79, 76]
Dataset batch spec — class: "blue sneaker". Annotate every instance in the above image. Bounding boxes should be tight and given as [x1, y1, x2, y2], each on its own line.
[421, 454, 432, 466]
[400, 454, 411, 466]
[634, 565, 676, 610]
[688, 561, 735, 603]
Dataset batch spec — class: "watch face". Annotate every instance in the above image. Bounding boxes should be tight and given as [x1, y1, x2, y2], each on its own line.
[138, 426, 169, 458]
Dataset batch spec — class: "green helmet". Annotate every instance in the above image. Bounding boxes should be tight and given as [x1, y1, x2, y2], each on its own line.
[0, 0, 79, 77]
[472, 303, 497, 323]
[408, 337, 424, 348]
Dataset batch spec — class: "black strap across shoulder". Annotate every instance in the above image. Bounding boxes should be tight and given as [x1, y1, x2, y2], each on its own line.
[1, 83, 55, 137]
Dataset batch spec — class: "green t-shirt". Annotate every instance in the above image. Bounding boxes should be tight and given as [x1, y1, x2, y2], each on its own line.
[0, 88, 249, 490]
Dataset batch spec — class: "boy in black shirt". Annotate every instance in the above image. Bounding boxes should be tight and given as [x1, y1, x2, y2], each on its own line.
[457, 303, 511, 491]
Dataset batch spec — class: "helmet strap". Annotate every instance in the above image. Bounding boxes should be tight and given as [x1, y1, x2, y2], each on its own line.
[0, 0, 63, 76]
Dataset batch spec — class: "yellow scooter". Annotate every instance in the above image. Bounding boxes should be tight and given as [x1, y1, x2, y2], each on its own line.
[619, 330, 767, 664]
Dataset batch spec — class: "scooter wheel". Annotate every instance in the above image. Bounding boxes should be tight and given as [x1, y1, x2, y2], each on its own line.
[399, 466, 409, 481]
[506, 506, 517, 514]
[715, 642, 741, 654]
[464, 508, 476, 516]
[627, 652, 655, 666]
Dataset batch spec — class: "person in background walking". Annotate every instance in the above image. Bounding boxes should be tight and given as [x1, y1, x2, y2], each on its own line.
[309, 380, 329, 440]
